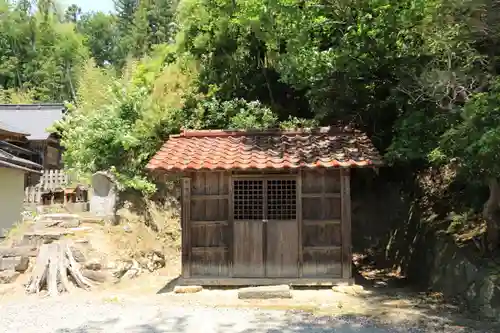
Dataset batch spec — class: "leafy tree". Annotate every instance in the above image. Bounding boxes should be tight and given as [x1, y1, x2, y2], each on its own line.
[77, 12, 120, 67]
[64, 4, 81, 23]
[0, 0, 88, 101]
[113, 0, 138, 67]
[130, 0, 177, 57]
[431, 79, 500, 248]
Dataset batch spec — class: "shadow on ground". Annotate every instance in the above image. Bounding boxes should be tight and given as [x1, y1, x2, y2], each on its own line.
[148, 271, 500, 333]
[52, 308, 497, 333]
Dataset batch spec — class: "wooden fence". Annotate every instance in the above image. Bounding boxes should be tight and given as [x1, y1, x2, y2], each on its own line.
[24, 169, 84, 205]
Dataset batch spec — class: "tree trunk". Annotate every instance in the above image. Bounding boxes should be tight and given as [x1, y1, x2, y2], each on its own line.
[483, 178, 500, 251]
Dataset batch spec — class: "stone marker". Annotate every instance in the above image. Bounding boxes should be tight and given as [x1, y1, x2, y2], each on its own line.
[89, 171, 118, 224]
[174, 285, 203, 294]
[237, 285, 292, 299]
[0, 270, 20, 284]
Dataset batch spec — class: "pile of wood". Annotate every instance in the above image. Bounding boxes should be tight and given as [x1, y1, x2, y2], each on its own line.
[26, 241, 94, 296]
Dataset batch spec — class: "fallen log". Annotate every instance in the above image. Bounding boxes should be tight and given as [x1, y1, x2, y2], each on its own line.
[26, 241, 93, 296]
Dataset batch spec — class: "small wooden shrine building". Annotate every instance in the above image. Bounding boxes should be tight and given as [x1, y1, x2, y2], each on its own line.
[147, 127, 382, 286]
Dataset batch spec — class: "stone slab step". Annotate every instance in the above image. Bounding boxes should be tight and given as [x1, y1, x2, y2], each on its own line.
[0, 256, 29, 272]
[35, 213, 81, 229]
[0, 246, 38, 258]
[238, 285, 292, 299]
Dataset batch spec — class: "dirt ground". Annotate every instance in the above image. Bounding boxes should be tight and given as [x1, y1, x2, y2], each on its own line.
[3, 262, 498, 332]
[2, 209, 499, 332]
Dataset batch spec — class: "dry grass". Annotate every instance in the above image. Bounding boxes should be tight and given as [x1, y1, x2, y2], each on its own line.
[1, 219, 33, 247]
[107, 200, 181, 260]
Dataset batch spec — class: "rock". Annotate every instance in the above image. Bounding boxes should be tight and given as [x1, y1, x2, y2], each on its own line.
[110, 260, 134, 278]
[0, 271, 20, 284]
[332, 284, 368, 297]
[238, 285, 292, 299]
[81, 269, 107, 283]
[0, 256, 29, 271]
[14, 257, 29, 273]
[174, 285, 203, 294]
[84, 259, 102, 271]
[122, 260, 142, 279]
[73, 238, 89, 244]
[465, 277, 500, 318]
[0, 246, 38, 257]
[427, 236, 500, 320]
[139, 251, 166, 272]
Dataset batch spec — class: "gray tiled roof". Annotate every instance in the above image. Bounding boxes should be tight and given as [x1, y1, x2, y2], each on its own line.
[0, 147, 42, 173]
[0, 104, 65, 140]
[0, 120, 29, 136]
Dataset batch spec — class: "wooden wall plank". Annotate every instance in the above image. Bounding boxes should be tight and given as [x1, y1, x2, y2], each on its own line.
[191, 250, 229, 276]
[233, 221, 265, 277]
[188, 171, 231, 277]
[302, 248, 342, 277]
[266, 221, 299, 277]
[303, 224, 342, 247]
[301, 169, 344, 278]
[191, 225, 229, 247]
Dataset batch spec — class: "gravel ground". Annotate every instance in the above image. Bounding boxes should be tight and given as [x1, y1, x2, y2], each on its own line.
[0, 294, 495, 333]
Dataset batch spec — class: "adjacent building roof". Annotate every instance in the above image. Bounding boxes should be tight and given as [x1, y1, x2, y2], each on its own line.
[0, 147, 42, 173]
[147, 126, 383, 172]
[0, 104, 65, 140]
[0, 120, 30, 137]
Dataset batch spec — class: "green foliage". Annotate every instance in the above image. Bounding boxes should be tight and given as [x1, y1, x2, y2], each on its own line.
[431, 78, 500, 181]
[186, 98, 278, 130]
[2, 0, 500, 211]
[77, 12, 120, 67]
[0, 0, 88, 101]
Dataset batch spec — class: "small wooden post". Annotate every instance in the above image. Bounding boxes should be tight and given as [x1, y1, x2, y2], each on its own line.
[340, 168, 352, 282]
[181, 177, 191, 278]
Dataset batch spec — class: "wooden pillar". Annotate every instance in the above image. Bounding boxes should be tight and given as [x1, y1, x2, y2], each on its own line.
[340, 168, 352, 282]
[181, 177, 191, 278]
[296, 170, 303, 278]
[228, 173, 234, 277]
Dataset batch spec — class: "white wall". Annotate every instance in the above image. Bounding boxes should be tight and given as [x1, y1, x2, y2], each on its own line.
[0, 167, 26, 237]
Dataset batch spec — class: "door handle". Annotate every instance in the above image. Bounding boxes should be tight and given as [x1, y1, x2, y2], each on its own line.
[262, 219, 268, 223]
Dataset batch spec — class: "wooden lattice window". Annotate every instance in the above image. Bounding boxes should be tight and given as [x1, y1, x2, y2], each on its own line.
[267, 179, 297, 220]
[233, 178, 297, 221]
[233, 180, 263, 220]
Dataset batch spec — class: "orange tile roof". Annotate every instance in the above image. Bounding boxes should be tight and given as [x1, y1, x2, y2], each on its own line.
[146, 126, 383, 172]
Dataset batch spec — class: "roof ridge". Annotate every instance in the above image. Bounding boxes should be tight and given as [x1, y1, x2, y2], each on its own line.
[0, 103, 65, 106]
[174, 126, 356, 138]
[0, 103, 65, 111]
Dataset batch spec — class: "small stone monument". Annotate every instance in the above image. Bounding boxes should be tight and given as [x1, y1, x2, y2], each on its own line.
[90, 171, 117, 224]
